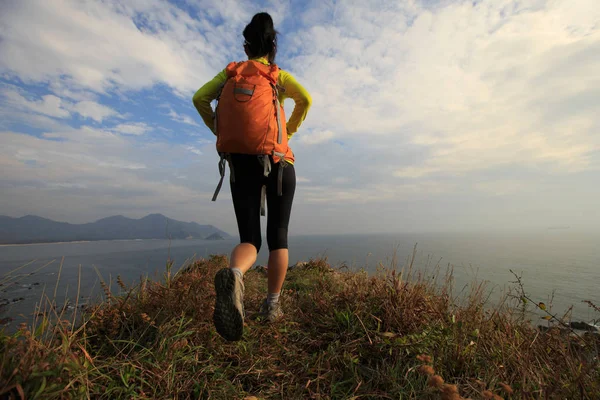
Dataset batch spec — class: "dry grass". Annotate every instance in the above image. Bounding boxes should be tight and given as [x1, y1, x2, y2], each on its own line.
[0, 254, 598, 399]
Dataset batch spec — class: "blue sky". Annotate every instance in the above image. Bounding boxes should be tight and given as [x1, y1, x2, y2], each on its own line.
[1, 0, 599, 235]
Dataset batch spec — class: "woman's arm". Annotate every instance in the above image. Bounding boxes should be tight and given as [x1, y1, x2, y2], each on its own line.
[192, 70, 227, 133]
[279, 70, 312, 139]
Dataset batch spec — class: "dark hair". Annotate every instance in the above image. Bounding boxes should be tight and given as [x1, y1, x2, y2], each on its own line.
[243, 12, 278, 64]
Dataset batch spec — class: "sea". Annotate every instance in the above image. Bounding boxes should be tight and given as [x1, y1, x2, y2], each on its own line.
[1, 231, 599, 332]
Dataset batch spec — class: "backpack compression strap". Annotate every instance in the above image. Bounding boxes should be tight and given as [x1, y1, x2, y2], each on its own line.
[258, 154, 287, 216]
[211, 155, 227, 202]
[212, 154, 234, 202]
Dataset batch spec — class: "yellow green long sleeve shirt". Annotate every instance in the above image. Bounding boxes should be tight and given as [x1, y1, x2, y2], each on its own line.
[192, 57, 312, 140]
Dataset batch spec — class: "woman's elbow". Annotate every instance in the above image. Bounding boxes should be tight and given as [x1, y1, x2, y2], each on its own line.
[192, 94, 201, 109]
[302, 93, 313, 110]
[192, 95, 208, 114]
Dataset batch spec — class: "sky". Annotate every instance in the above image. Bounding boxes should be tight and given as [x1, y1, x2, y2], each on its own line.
[0, 0, 599, 236]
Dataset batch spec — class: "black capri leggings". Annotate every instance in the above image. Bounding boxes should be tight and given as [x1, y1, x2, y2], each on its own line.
[230, 154, 296, 252]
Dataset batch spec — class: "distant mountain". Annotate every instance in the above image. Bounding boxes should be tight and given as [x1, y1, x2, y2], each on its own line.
[0, 214, 231, 244]
[205, 232, 226, 241]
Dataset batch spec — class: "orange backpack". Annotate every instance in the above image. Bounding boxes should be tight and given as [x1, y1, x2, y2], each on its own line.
[211, 60, 293, 215]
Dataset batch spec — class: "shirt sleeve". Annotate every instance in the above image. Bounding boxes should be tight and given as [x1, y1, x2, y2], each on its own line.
[192, 70, 228, 134]
[278, 70, 312, 139]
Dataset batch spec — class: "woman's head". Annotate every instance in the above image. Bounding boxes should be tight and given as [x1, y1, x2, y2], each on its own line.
[243, 12, 277, 64]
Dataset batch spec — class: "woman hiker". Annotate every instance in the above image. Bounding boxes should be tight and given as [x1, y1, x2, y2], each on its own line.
[192, 12, 312, 341]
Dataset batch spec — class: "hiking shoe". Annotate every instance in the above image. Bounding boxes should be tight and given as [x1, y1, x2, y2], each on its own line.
[256, 299, 284, 322]
[213, 268, 245, 341]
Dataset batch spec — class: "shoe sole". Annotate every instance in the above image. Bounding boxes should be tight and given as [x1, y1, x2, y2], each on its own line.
[213, 268, 243, 341]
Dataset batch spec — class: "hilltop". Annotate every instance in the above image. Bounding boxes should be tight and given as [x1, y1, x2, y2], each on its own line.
[0, 256, 598, 399]
[0, 214, 230, 244]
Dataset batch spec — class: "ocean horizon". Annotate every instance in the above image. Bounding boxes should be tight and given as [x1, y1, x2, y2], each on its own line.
[1, 230, 599, 332]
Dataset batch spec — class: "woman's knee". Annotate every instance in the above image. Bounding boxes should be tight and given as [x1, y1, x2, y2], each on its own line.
[240, 229, 262, 252]
[249, 237, 262, 253]
[267, 227, 288, 251]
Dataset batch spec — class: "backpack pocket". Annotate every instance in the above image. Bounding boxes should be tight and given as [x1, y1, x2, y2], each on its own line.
[233, 83, 255, 102]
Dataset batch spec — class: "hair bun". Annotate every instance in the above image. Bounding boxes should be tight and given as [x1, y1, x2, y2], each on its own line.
[243, 12, 278, 63]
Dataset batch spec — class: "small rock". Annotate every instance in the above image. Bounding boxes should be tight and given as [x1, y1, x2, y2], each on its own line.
[290, 261, 308, 270]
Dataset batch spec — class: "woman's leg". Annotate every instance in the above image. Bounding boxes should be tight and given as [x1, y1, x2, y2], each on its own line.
[267, 249, 288, 293]
[230, 243, 258, 274]
[230, 155, 263, 273]
[266, 162, 296, 297]
[213, 155, 262, 340]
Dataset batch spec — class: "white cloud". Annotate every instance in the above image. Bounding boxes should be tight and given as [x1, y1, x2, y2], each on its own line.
[167, 109, 201, 127]
[288, 0, 600, 181]
[1, 90, 70, 118]
[69, 100, 120, 122]
[297, 130, 336, 145]
[1, 88, 120, 123]
[185, 145, 203, 156]
[0, 127, 225, 225]
[111, 122, 150, 136]
[1, 0, 600, 234]
[0, 0, 241, 95]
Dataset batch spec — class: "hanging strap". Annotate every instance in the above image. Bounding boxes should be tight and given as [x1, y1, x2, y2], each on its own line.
[212, 154, 227, 202]
[256, 155, 286, 215]
[260, 185, 267, 216]
[259, 155, 271, 177]
[272, 151, 286, 196]
[258, 155, 271, 216]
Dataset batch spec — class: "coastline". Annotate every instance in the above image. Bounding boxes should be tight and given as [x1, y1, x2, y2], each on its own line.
[0, 240, 92, 247]
[0, 237, 230, 247]
[0, 239, 157, 247]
